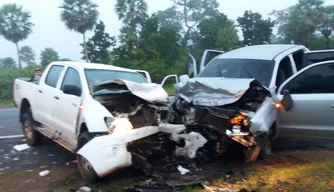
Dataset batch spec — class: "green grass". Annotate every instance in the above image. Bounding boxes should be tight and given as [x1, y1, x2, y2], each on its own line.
[0, 99, 13, 107]
[213, 161, 334, 192]
[163, 84, 177, 94]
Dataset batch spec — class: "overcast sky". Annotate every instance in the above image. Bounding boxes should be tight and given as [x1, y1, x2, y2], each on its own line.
[0, 0, 333, 67]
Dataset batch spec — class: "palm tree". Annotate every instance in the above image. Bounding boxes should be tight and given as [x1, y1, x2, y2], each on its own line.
[0, 4, 34, 70]
[2, 57, 17, 69]
[59, 0, 99, 62]
[115, 0, 148, 50]
[40, 48, 60, 67]
[20, 45, 36, 67]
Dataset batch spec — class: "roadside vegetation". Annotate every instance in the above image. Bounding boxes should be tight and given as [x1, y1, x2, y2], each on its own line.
[0, 99, 13, 107]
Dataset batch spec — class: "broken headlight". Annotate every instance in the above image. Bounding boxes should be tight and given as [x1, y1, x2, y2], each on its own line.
[105, 117, 134, 135]
[105, 117, 115, 134]
[229, 112, 252, 133]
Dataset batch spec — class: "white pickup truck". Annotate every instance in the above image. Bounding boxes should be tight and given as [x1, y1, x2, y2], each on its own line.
[13, 62, 209, 182]
[163, 44, 334, 161]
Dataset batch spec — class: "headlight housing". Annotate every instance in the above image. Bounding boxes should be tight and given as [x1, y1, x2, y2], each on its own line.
[230, 112, 252, 133]
[105, 117, 115, 134]
[105, 117, 133, 135]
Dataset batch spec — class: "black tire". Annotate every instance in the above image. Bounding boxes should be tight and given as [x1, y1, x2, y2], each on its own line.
[76, 131, 99, 182]
[21, 113, 43, 146]
[257, 134, 272, 159]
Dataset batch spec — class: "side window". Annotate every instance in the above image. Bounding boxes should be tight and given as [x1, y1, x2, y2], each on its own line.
[275, 56, 293, 88]
[45, 65, 64, 88]
[61, 67, 82, 91]
[282, 63, 334, 94]
[292, 50, 304, 71]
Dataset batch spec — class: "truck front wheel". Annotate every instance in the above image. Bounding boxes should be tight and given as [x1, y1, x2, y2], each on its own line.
[21, 113, 43, 146]
[76, 131, 99, 182]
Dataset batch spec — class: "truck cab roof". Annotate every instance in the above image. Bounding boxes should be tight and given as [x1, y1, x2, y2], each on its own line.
[50, 61, 136, 73]
[217, 44, 306, 61]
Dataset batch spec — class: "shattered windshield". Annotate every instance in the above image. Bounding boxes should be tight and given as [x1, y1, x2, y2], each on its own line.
[198, 58, 275, 87]
[85, 69, 148, 90]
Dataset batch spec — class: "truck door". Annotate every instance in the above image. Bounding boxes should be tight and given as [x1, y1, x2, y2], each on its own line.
[52, 66, 83, 140]
[36, 65, 65, 128]
[199, 49, 224, 73]
[134, 70, 152, 83]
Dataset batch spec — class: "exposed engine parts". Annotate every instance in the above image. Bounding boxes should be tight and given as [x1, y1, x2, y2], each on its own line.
[90, 78, 275, 175]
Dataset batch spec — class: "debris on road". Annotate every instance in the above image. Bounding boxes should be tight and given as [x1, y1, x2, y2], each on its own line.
[124, 185, 172, 192]
[39, 165, 48, 169]
[47, 154, 54, 157]
[76, 186, 92, 192]
[13, 144, 30, 152]
[13, 158, 19, 161]
[177, 165, 189, 175]
[39, 170, 50, 177]
[24, 179, 35, 184]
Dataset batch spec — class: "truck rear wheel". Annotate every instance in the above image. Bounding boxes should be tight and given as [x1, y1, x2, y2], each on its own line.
[21, 113, 43, 146]
[76, 131, 99, 182]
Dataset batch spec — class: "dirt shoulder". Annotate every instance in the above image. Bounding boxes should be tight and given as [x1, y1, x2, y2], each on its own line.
[0, 149, 333, 192]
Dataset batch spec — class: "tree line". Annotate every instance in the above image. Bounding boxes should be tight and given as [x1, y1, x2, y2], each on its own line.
[0, 0, 334, 99]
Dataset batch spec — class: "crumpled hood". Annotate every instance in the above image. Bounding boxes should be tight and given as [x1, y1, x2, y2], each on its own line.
[92, 79, 169, 103]
[175, 77, 271, 106]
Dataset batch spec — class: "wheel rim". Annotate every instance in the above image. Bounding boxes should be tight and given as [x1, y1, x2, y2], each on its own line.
[23, 120, 33, 140]
[81, 156, 92, 171]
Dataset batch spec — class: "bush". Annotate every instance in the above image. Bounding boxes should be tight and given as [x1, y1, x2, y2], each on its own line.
[0, 65, 42, 99]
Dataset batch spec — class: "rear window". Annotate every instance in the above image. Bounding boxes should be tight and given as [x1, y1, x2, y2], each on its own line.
[303, 51, 334, 68]
[45, 65, 64, 88]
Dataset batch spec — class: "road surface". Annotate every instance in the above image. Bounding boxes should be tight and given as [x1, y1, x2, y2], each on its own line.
[0, 107, 22, 137]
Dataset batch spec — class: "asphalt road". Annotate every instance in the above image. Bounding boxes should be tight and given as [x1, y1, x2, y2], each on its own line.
[0, 107, 333, 174]
[0, 107, 22, 136]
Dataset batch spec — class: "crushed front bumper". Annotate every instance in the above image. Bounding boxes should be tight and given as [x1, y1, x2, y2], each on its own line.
[77, 123, 207, 178]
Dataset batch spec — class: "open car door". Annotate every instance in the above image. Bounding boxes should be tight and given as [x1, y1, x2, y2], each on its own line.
[199, 49, 224, 73]
[134, 70, 152, 83]
[276, 60, 334, 139]
[186, 54, 197, 78]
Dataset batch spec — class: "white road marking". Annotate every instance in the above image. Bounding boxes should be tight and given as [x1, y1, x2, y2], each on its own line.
[0, 135, 24, 140]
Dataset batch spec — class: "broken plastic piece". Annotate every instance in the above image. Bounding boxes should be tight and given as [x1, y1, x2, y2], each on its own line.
[76, 186, 92, 192]
[13, 144, 30, 151]
[177, 165, 189, 175]
[39, 170, 50, 177]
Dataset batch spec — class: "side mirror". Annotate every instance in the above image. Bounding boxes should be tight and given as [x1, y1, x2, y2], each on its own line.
[63, 84, 81, 97]
[179, 74, 190, 84]
[281, 90, 293, 111]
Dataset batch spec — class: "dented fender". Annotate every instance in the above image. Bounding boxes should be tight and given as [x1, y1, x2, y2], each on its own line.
[77, 124, 189, 177]
[77, 135, 131, 177]
[249, 97, 277, 136]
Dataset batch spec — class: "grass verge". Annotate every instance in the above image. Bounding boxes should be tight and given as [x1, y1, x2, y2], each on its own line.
[0, 99, 13, 107]
[213, 160, 334, 192]
[163, 84, 176, 95]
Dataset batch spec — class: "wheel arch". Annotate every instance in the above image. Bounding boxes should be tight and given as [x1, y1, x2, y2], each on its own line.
[20, 98, 32, 122]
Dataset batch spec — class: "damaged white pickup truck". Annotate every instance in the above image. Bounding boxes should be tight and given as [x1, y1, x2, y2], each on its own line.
[13, 62, 208, 182]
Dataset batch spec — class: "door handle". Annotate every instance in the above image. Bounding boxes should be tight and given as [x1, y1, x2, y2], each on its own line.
[72, 103, 78, 107]
[38, 90, 42, 93]
[54, 96, 59, 100]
